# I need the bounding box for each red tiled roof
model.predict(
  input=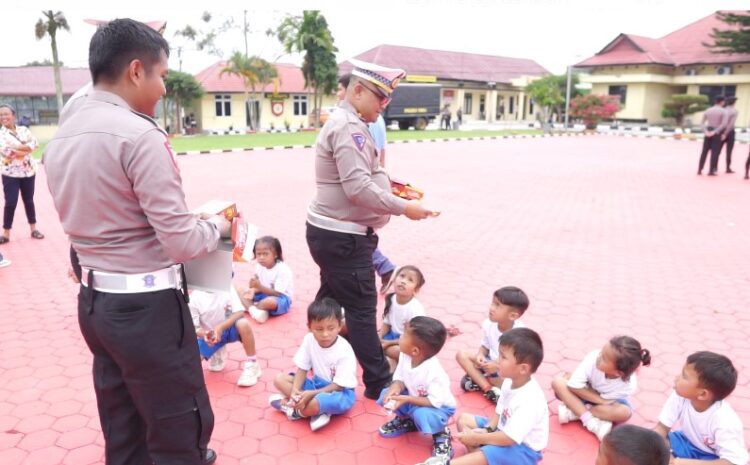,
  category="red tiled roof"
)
[195,62,310,93]
[0,67,90,96]
[577,10,750,67]
[339,44,549,84]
